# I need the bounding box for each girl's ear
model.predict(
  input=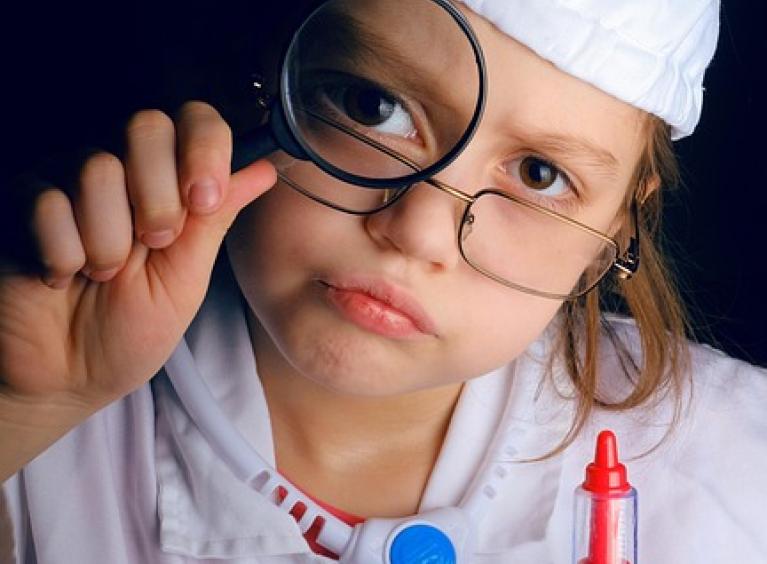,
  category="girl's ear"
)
[606,172,660,241]
[637,173,661,205]
[607,174,660,251]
